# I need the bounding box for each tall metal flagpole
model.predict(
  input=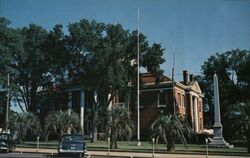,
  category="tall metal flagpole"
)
[137,7,141,146]
[5,74,10,133]
[172,47,176,116]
